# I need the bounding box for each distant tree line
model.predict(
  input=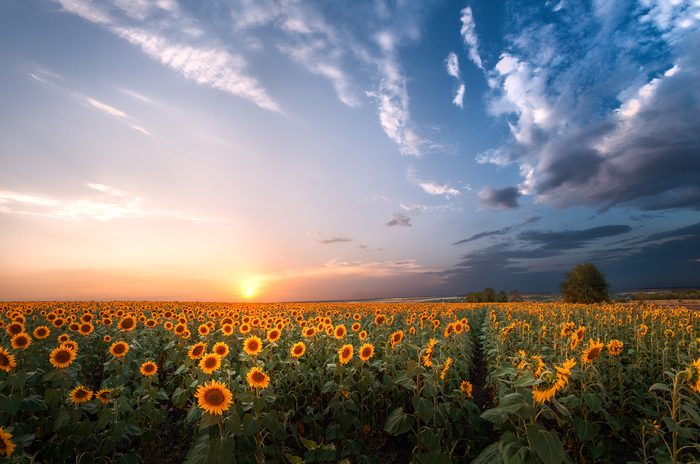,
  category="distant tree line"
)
[630,289,700,301]
[464,288,509,303]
